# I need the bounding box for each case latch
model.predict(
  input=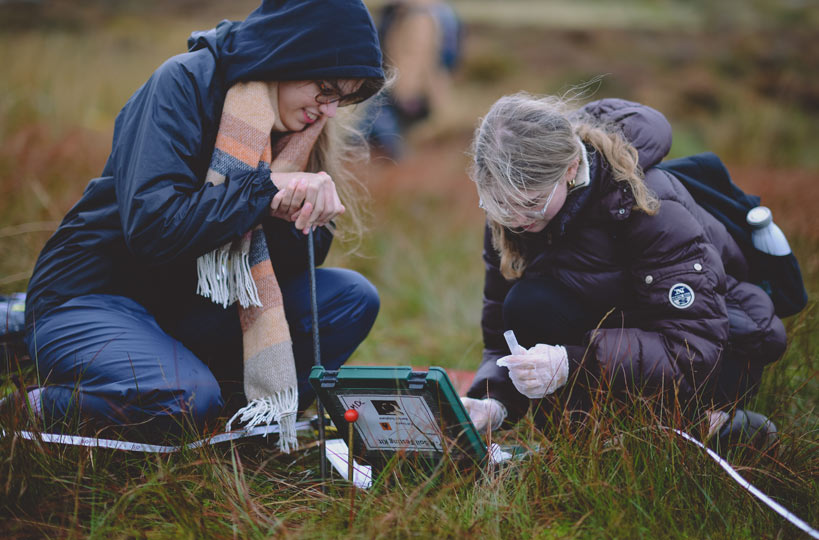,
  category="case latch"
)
[407,370,428,390]
[320,370,339,388]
